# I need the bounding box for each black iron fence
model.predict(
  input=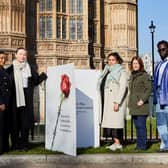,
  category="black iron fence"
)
[102,95,159,143]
